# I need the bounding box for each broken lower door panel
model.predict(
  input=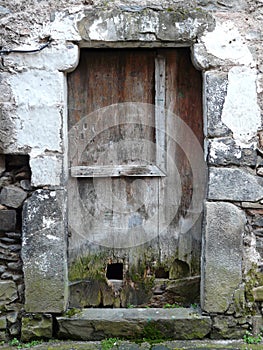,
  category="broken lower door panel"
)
[67,48,204,307]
